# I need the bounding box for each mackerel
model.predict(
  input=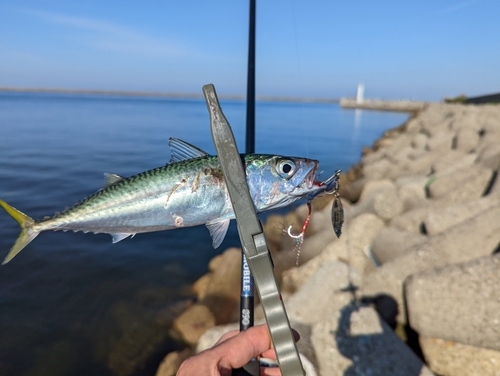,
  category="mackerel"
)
[0,138,325,264]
